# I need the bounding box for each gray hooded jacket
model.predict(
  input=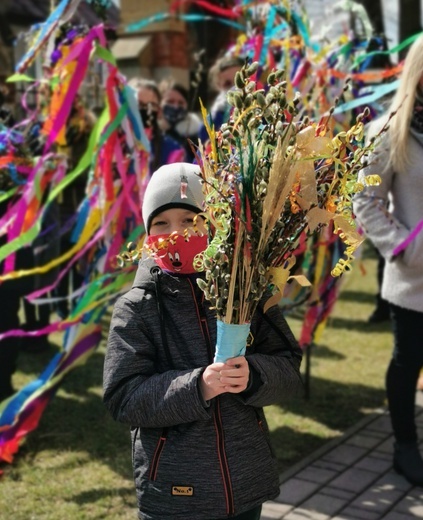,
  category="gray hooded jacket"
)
[103,259,303,520]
